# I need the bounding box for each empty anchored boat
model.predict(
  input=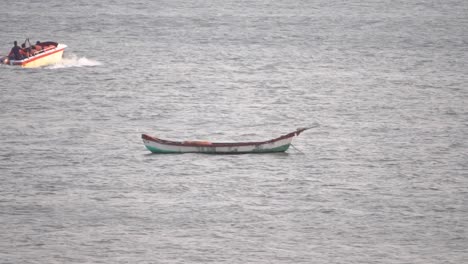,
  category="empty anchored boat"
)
[142,128,309,154]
